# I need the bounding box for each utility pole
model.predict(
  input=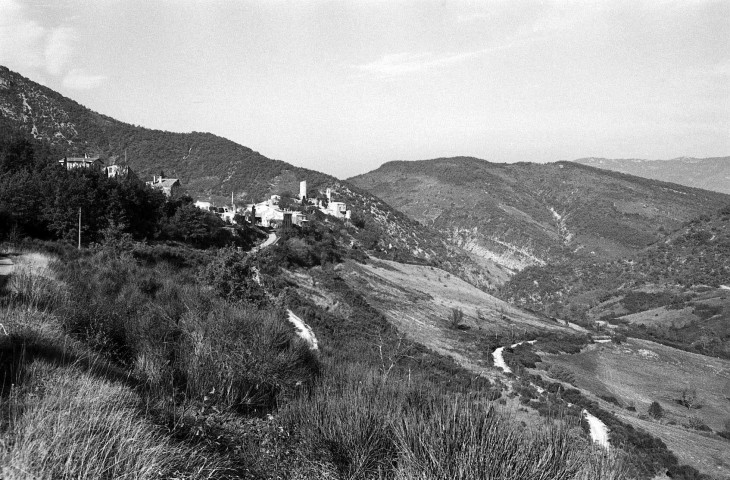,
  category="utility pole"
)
[78,207,81,250]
